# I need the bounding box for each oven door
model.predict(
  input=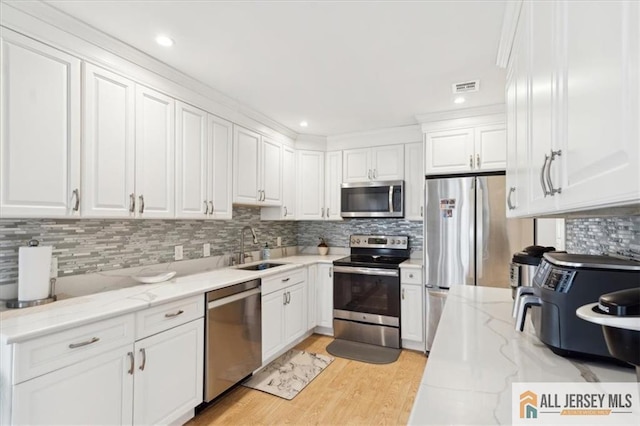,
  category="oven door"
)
[333,266,400,327]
